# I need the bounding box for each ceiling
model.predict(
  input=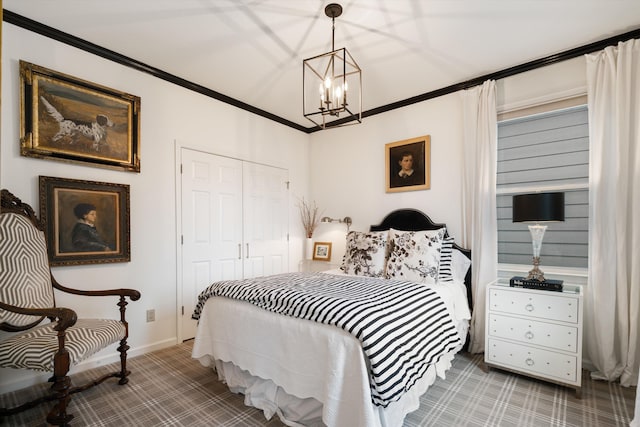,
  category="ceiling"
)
[5,1,640,130]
